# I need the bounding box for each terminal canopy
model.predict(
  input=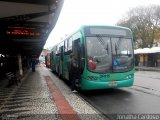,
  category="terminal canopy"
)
[134,47,160,54]
[0,0,64,57]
